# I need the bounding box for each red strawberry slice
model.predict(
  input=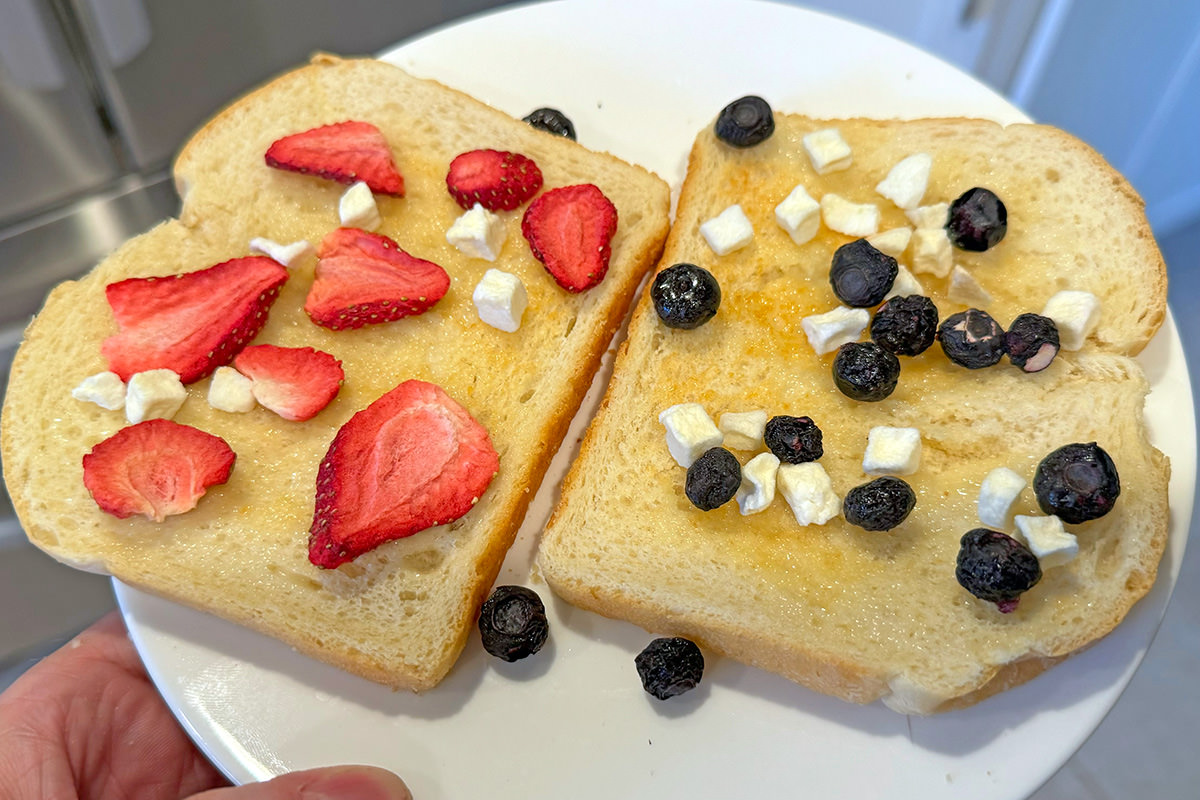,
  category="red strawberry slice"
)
[101,256,289,383]
[446,149,543,211]
[233,344,344,421]
[308,379,499,569]
[521,183,618,292]
[265,120,404,196]
[82,419,236,522]
[305,228,450,330]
